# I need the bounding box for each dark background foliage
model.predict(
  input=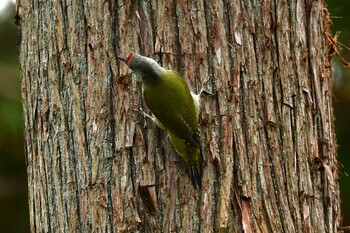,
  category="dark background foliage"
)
[0,1,348,231]
[0,3,28,233]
